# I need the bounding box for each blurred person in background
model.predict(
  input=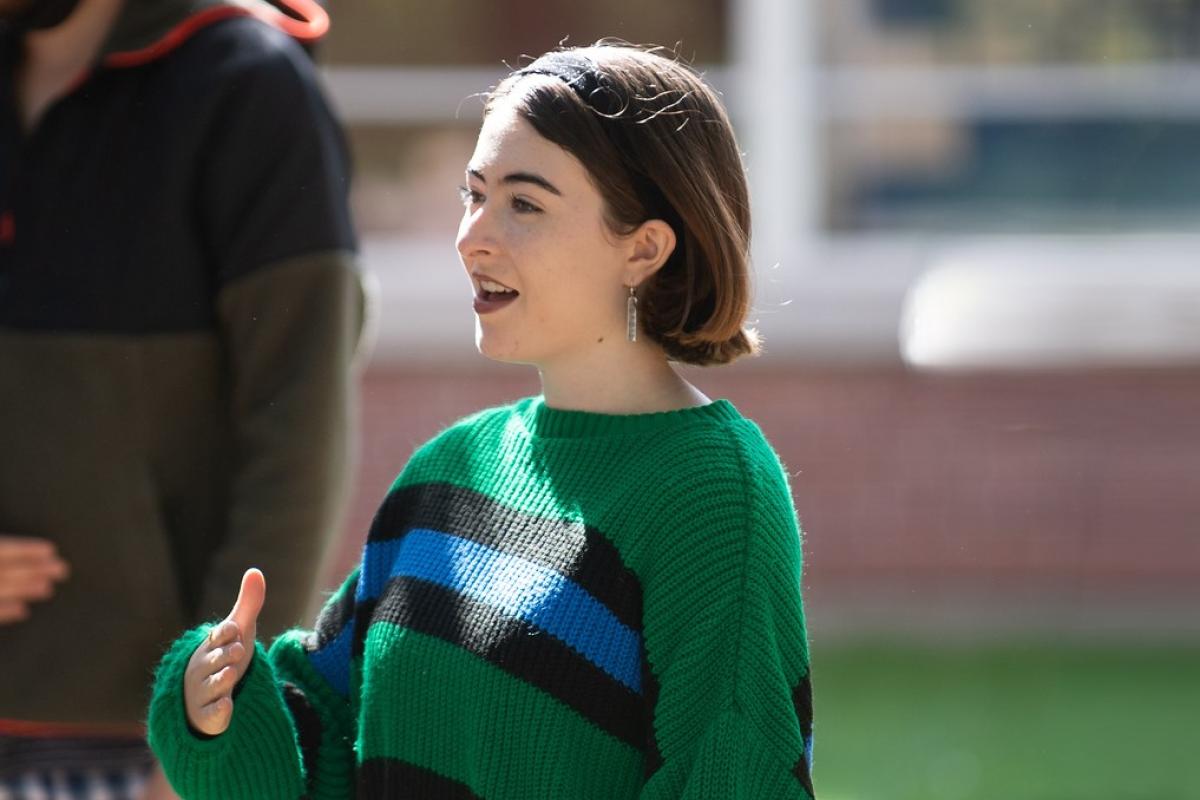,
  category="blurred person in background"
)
[146,43,815,800]
[0,0,363,797]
